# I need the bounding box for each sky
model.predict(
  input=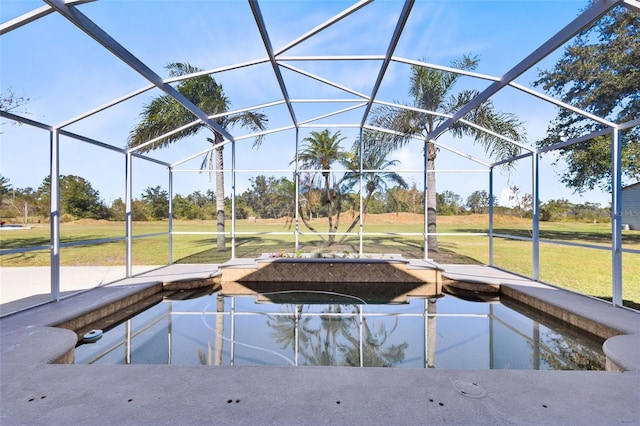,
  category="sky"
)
[0,0,622,209]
